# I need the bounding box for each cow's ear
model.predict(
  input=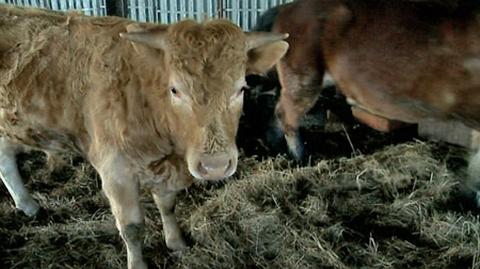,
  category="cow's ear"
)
[120,23,169,51]
[246,32,289,75]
